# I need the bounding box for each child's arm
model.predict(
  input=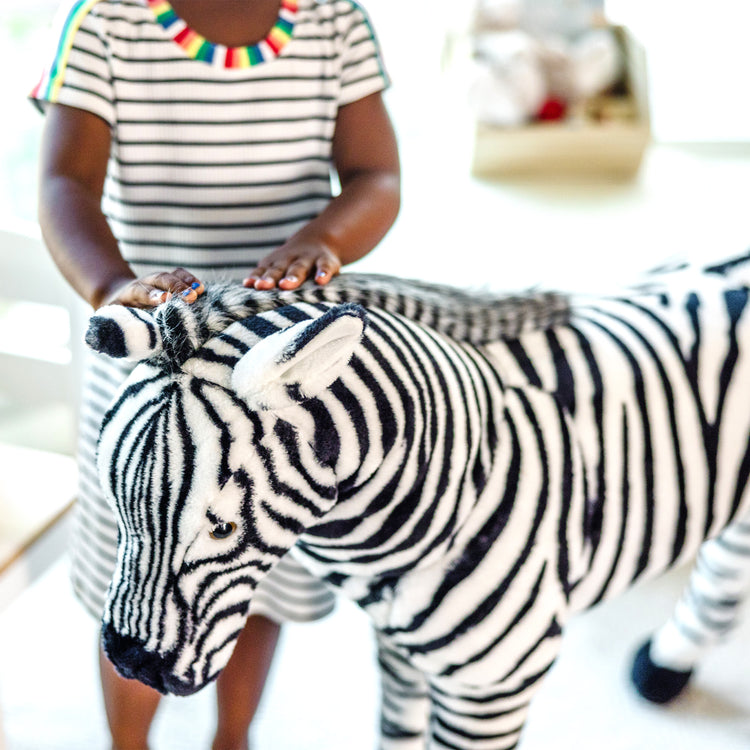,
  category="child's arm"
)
[38,104,202,309]
[244,91,400,290]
